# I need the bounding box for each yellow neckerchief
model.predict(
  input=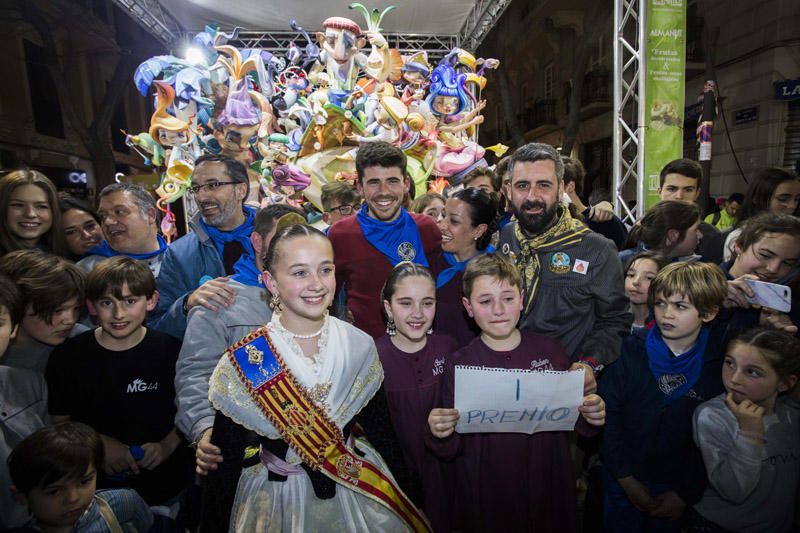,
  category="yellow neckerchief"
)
[514,204,589,315]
